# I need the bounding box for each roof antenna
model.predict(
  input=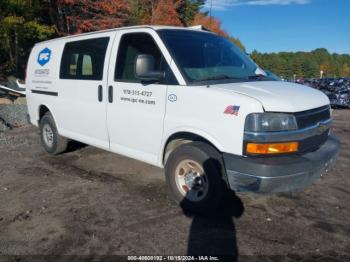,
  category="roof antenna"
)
[209,0,213,30]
